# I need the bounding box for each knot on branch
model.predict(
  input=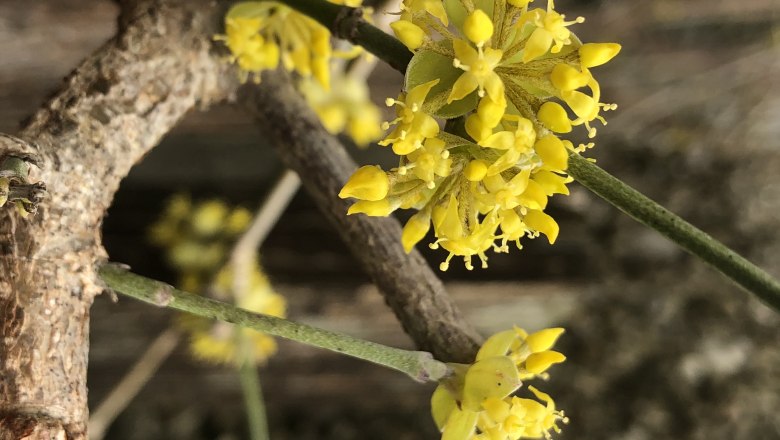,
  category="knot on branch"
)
[332,6,365,42]
[0,135,47,217]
